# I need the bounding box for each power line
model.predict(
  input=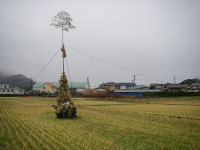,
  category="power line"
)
[33,49,60,81]
[87,76,90,89]
[133,74,136,84]
[52,54,61,82]
[174,75,176,84]
[25,49,61,146]
[66,44,163,83]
